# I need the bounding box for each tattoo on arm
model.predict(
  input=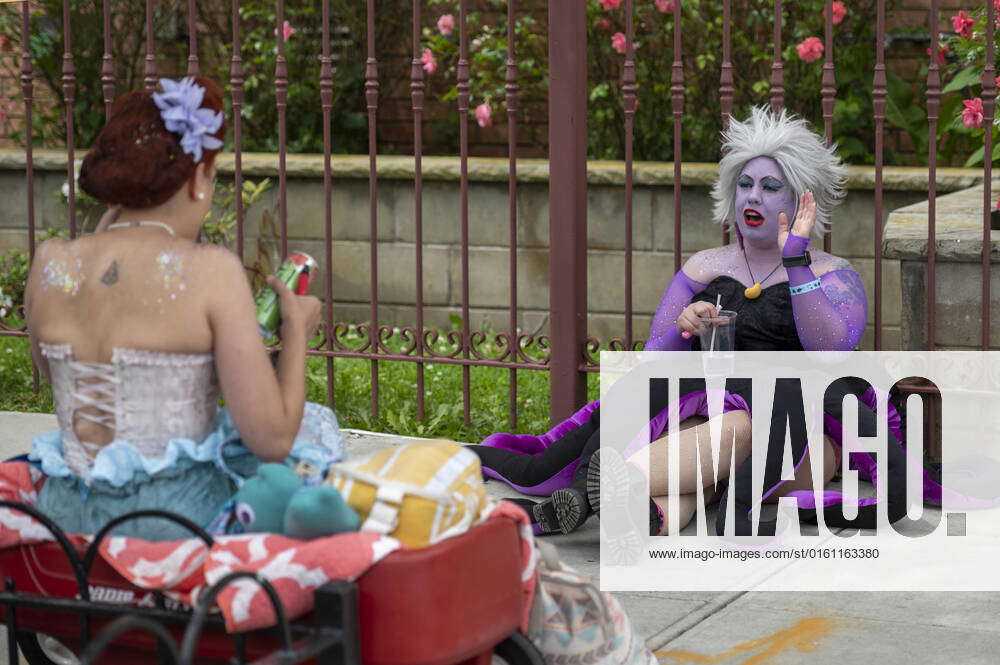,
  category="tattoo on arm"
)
[100,260,119,286]
[822,270,866,311]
